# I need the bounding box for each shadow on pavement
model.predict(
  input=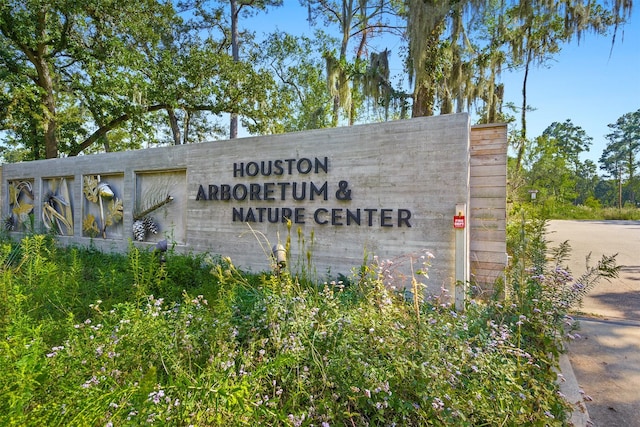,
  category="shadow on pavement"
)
[568,318,640,427]
[587,289,640,321]
[620,265,640,282]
